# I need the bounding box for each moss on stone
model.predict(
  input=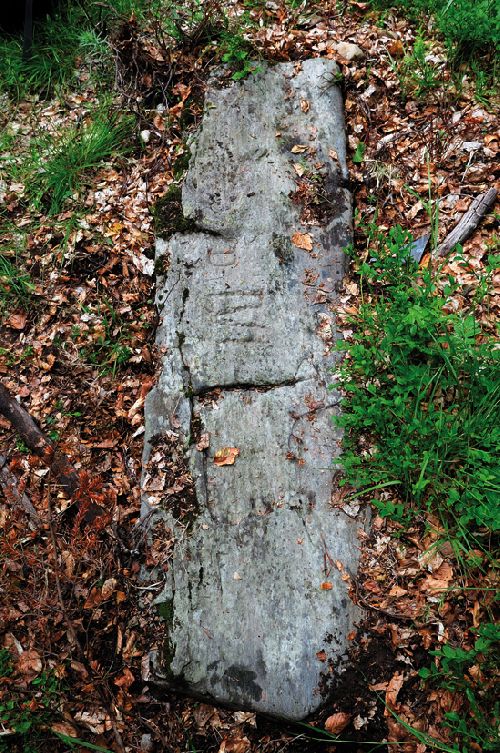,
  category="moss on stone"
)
[152,183,196,237]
